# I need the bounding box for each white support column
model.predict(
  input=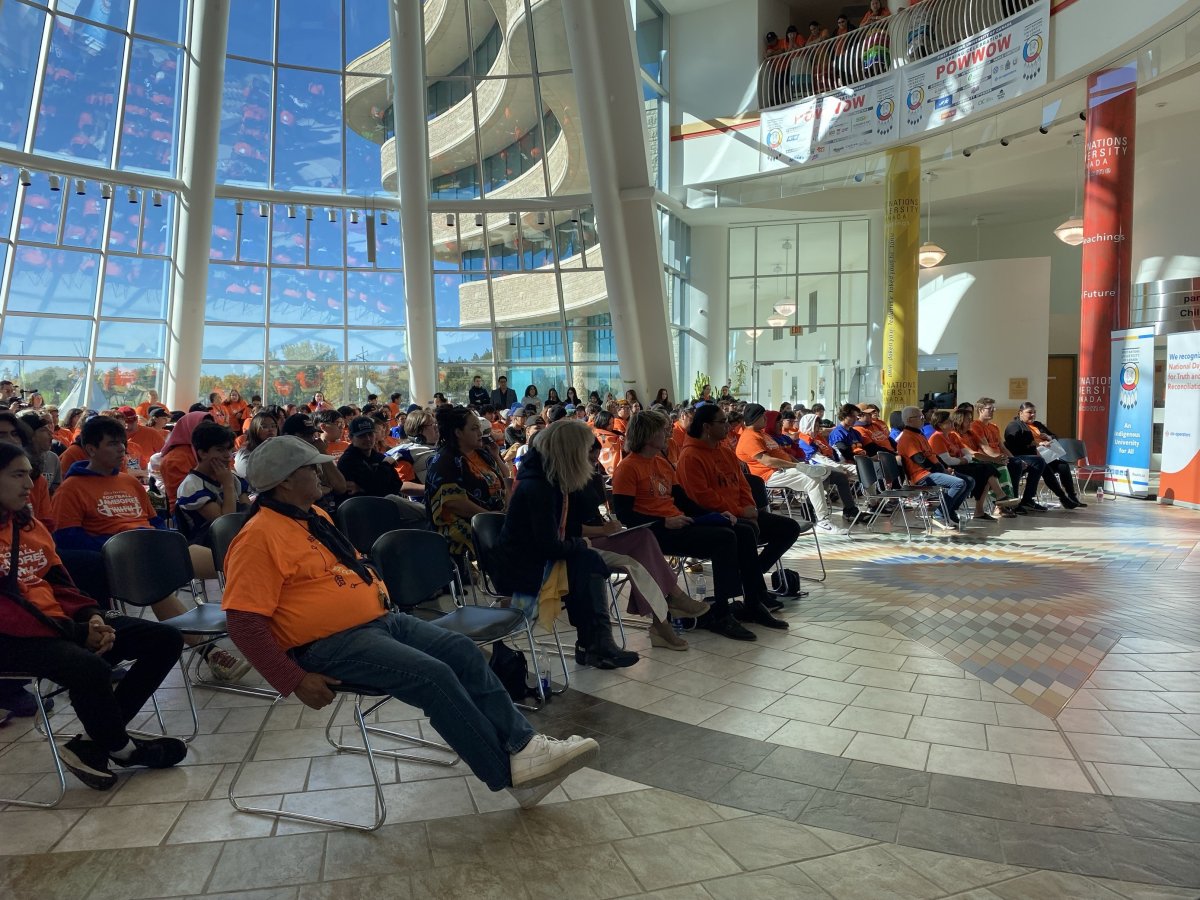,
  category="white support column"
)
[388,0,437,405]
[164,0,229,409]
[560,0,673,398]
